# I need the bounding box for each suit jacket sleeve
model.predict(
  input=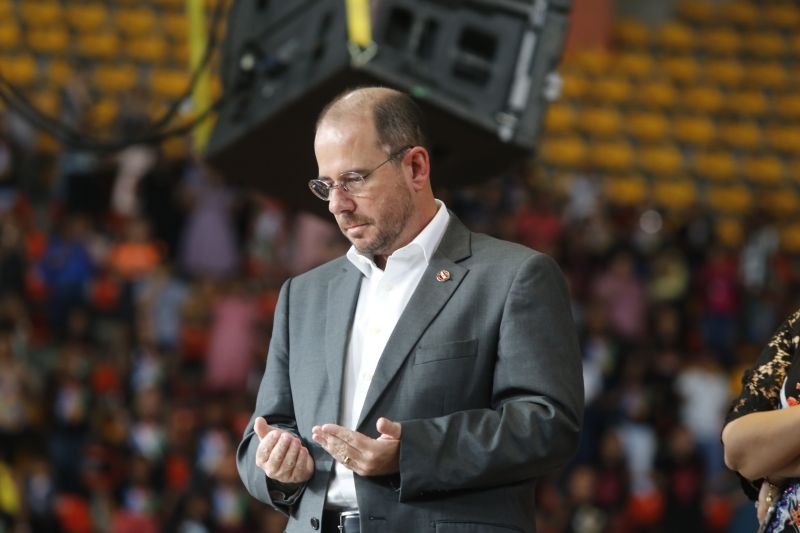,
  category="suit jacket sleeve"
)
[397,252,583,500]
[236,278,306,512]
